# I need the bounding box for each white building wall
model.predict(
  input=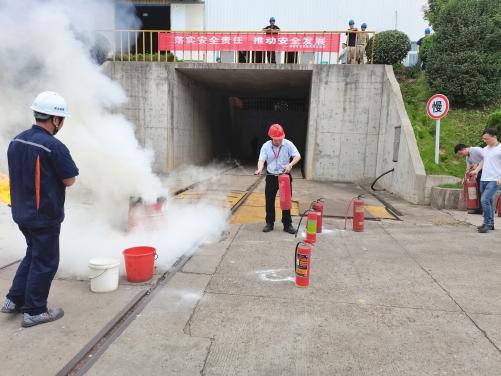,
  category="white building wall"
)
[197,0,429,41]
[171,3,204,31]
